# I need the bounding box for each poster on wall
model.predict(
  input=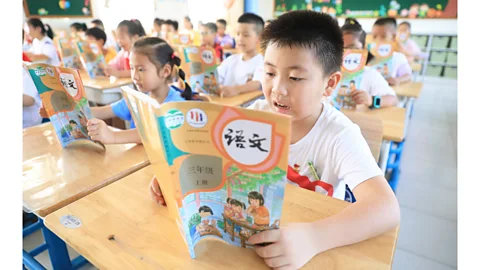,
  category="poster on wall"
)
[273,0,457,19]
